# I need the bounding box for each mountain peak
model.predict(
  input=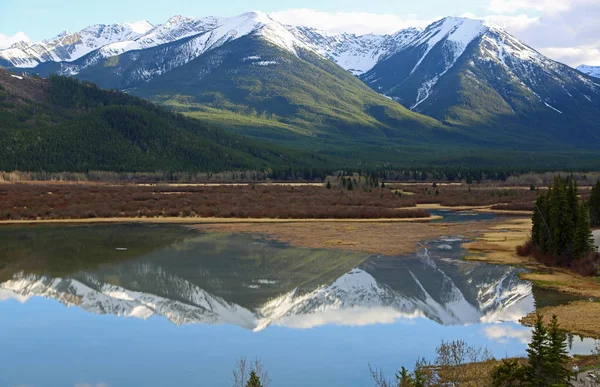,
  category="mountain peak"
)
[46,30,71,42]
[241,10,271,21]
[166,15,192,24]
[124,20,154,34]
[577,64,600,78]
